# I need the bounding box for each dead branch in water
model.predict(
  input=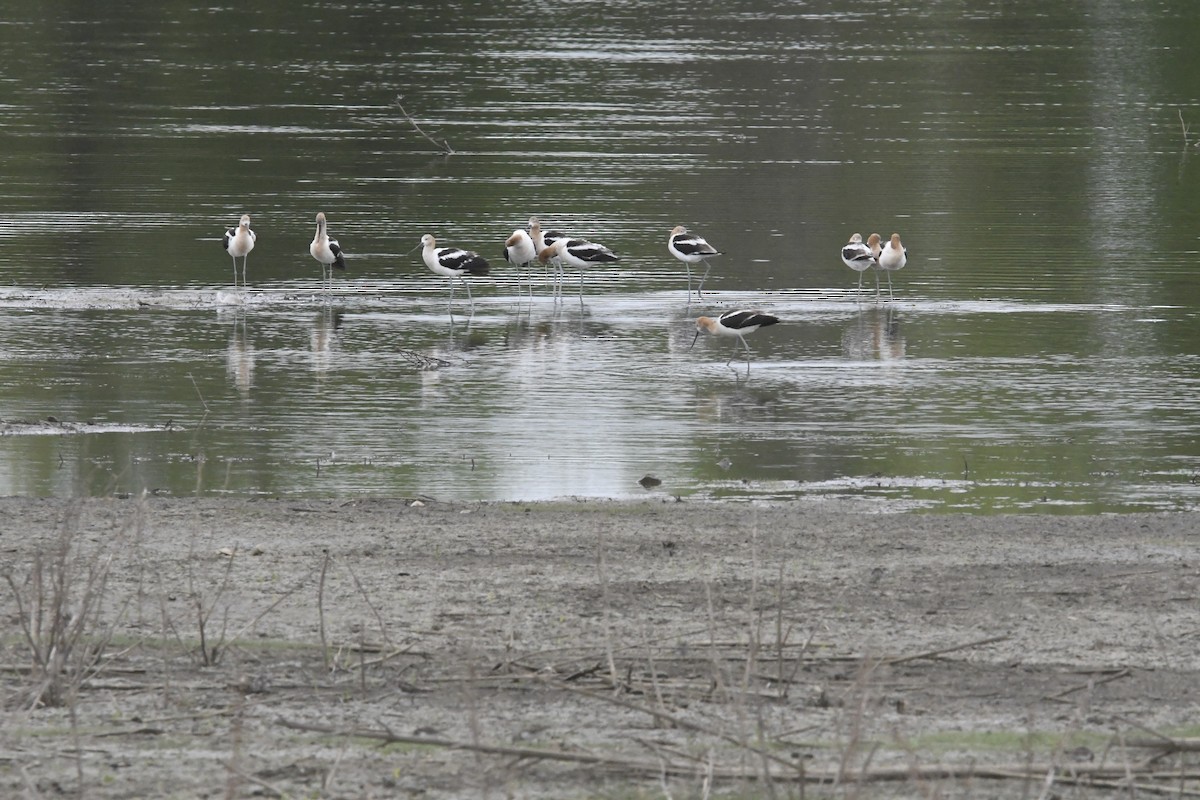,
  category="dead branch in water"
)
[395,95,455,155]
[1179,109,1200,148]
